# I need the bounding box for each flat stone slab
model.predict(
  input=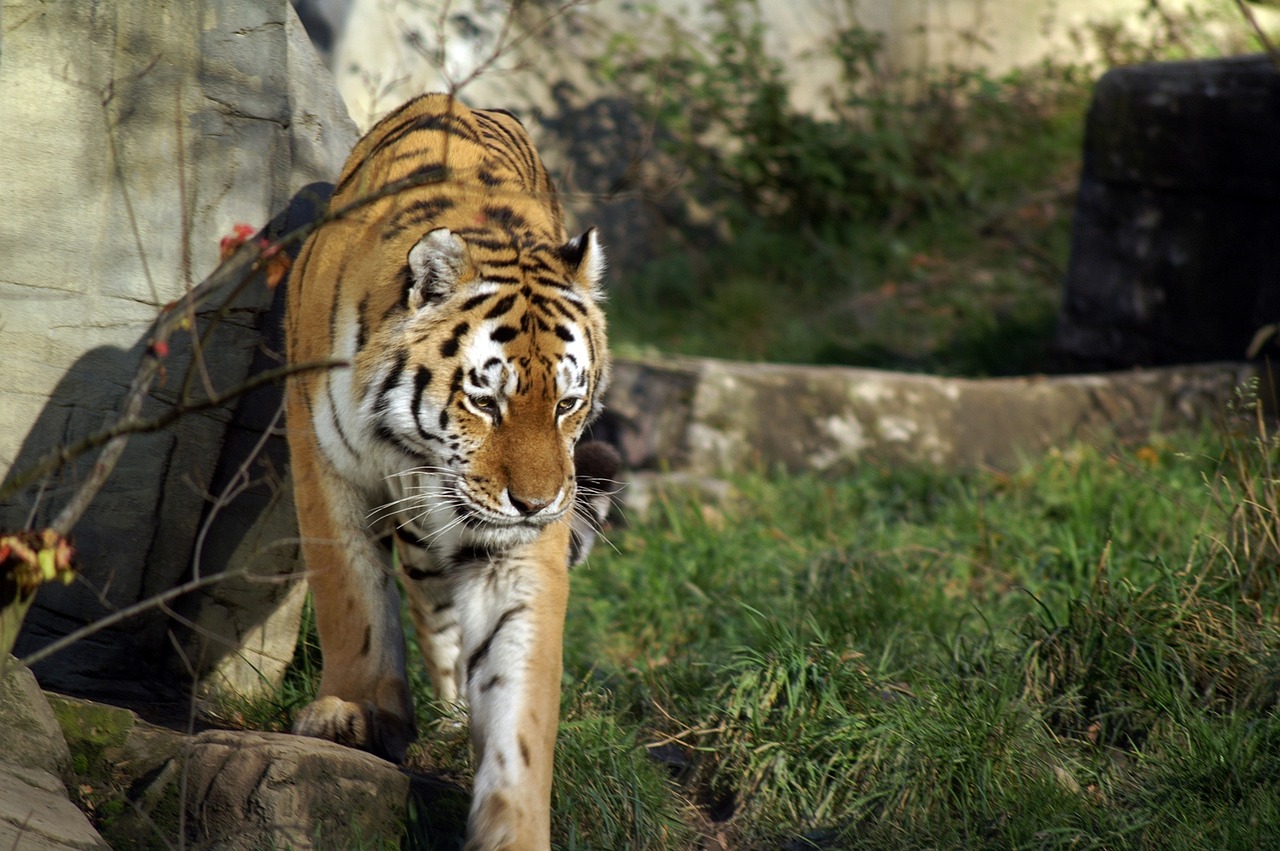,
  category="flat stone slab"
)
[602,356,1254,475]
